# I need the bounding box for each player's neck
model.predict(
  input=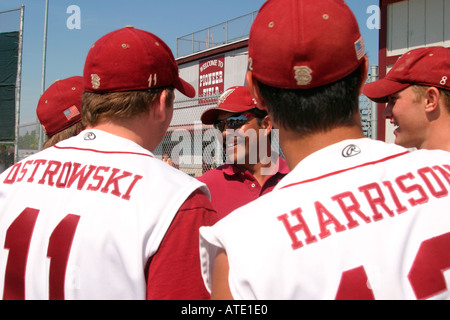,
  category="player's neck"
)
[279,124,366,170]
[87,115,162,152]
[419,118,450,152]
